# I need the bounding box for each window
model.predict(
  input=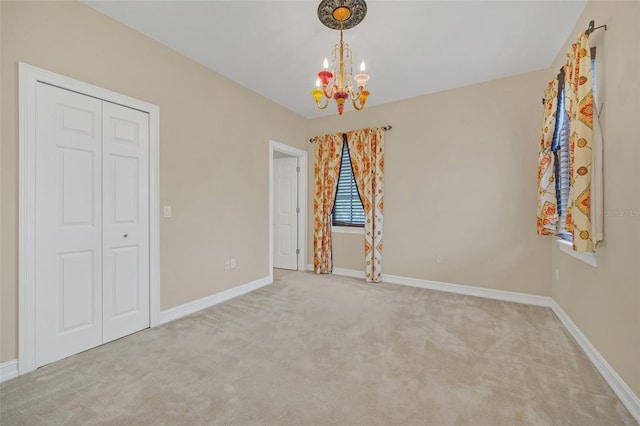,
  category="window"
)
[332,140,365,227]
[552,51,597,242]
